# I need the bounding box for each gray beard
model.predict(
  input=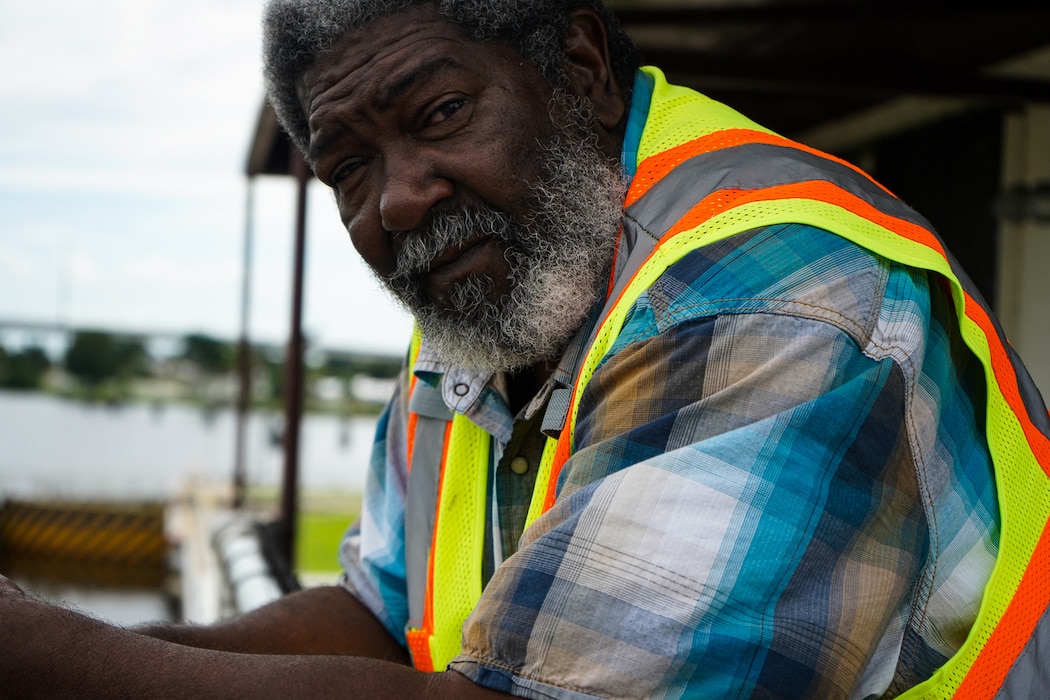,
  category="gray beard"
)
[379,94,627,375]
